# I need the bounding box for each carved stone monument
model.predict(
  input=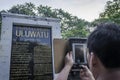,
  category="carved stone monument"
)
[0,13,61,80]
